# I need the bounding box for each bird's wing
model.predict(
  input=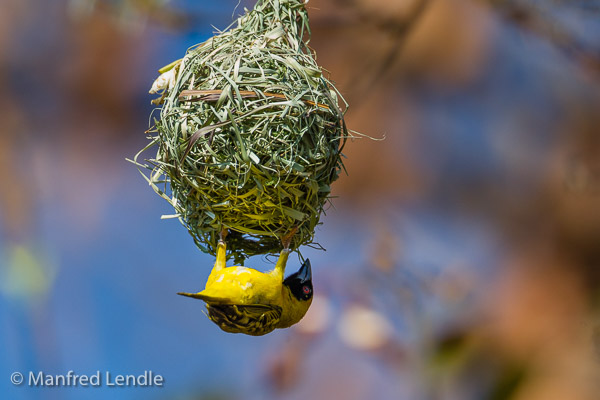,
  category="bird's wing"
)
[207,303,283,336]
